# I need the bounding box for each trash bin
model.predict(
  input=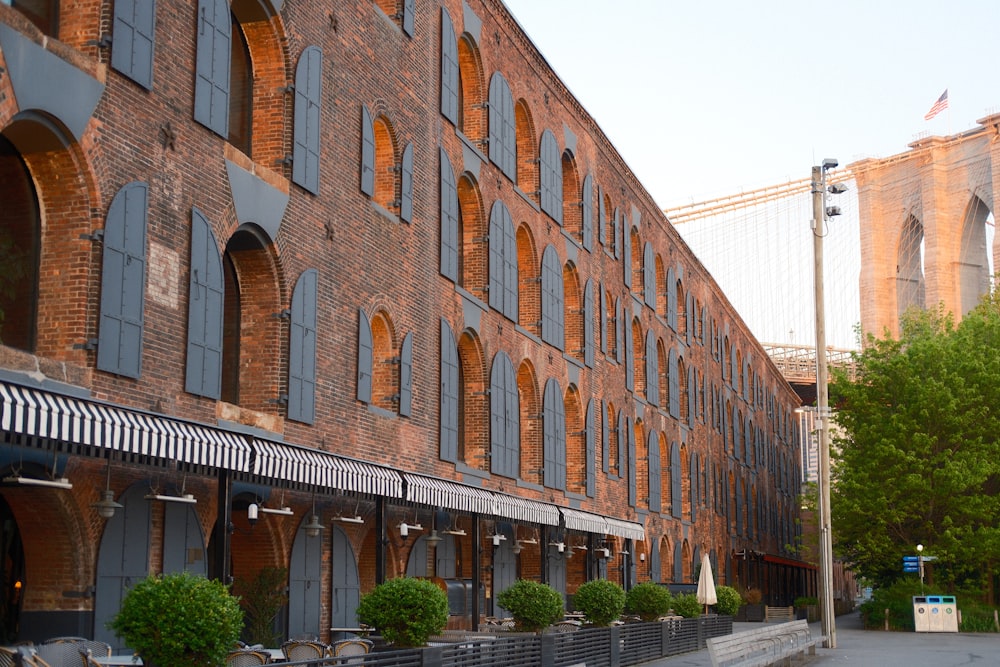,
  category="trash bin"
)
[912,596,930,632]
[913,596,958,632]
